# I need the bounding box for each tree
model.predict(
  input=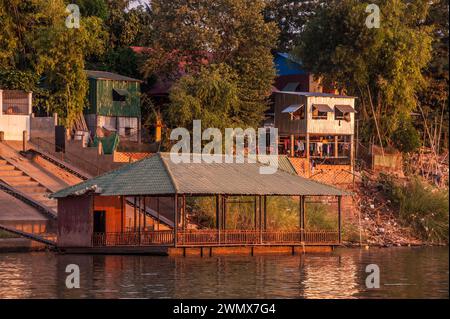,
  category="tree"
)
[295,0,433,148]
[167,64,240,131]
[144,0,278,129]
[418,0,449,153]
[0,0,106,126]
[264,0,323,51]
